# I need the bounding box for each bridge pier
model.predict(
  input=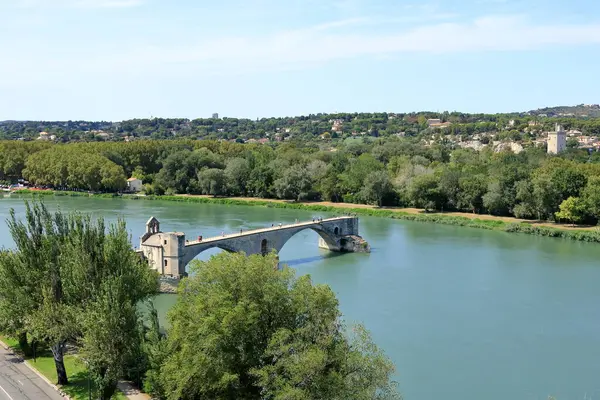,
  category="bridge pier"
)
[139,216,370,278]
[318,235,371,253]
